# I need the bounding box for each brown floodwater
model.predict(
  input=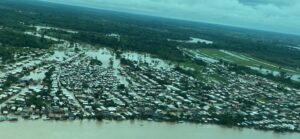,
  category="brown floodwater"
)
[0,120,299,139]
